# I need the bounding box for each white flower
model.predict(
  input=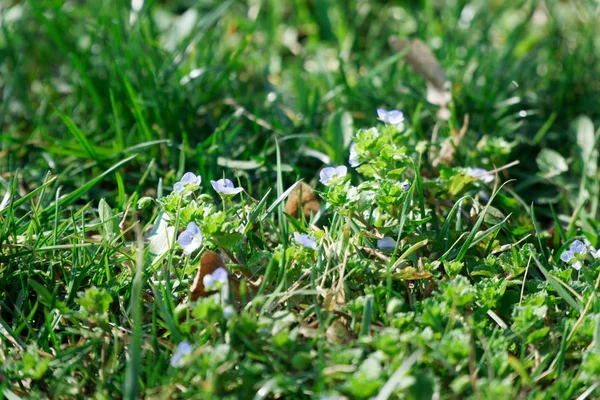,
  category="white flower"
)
[401,182,411,192]
[349,142,360,167]
[173,172,202,194]
[177,222,203,254]
[210,179,243,195]
[203,267,229,289]
[294,232,317,250]
[170,341,193,367]
[319,166,347,186]
[466,168,494,184]
[377,108,404,127]
[377,237,396,251]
